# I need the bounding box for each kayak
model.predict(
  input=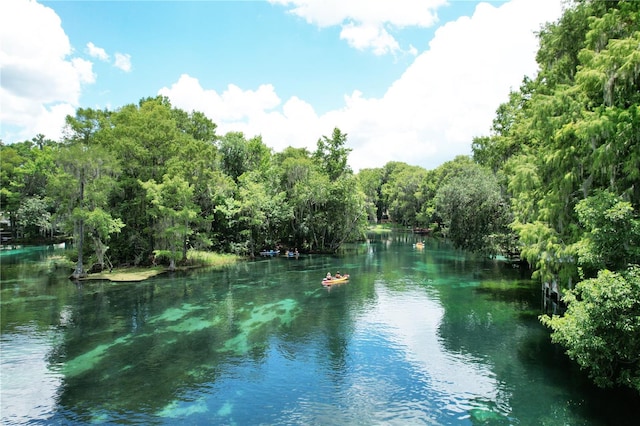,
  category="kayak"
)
[322,274,350,285]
